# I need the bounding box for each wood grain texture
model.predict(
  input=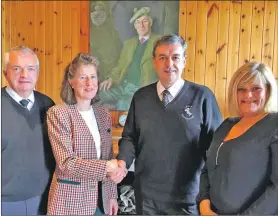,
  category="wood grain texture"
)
[1,0,278,122]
